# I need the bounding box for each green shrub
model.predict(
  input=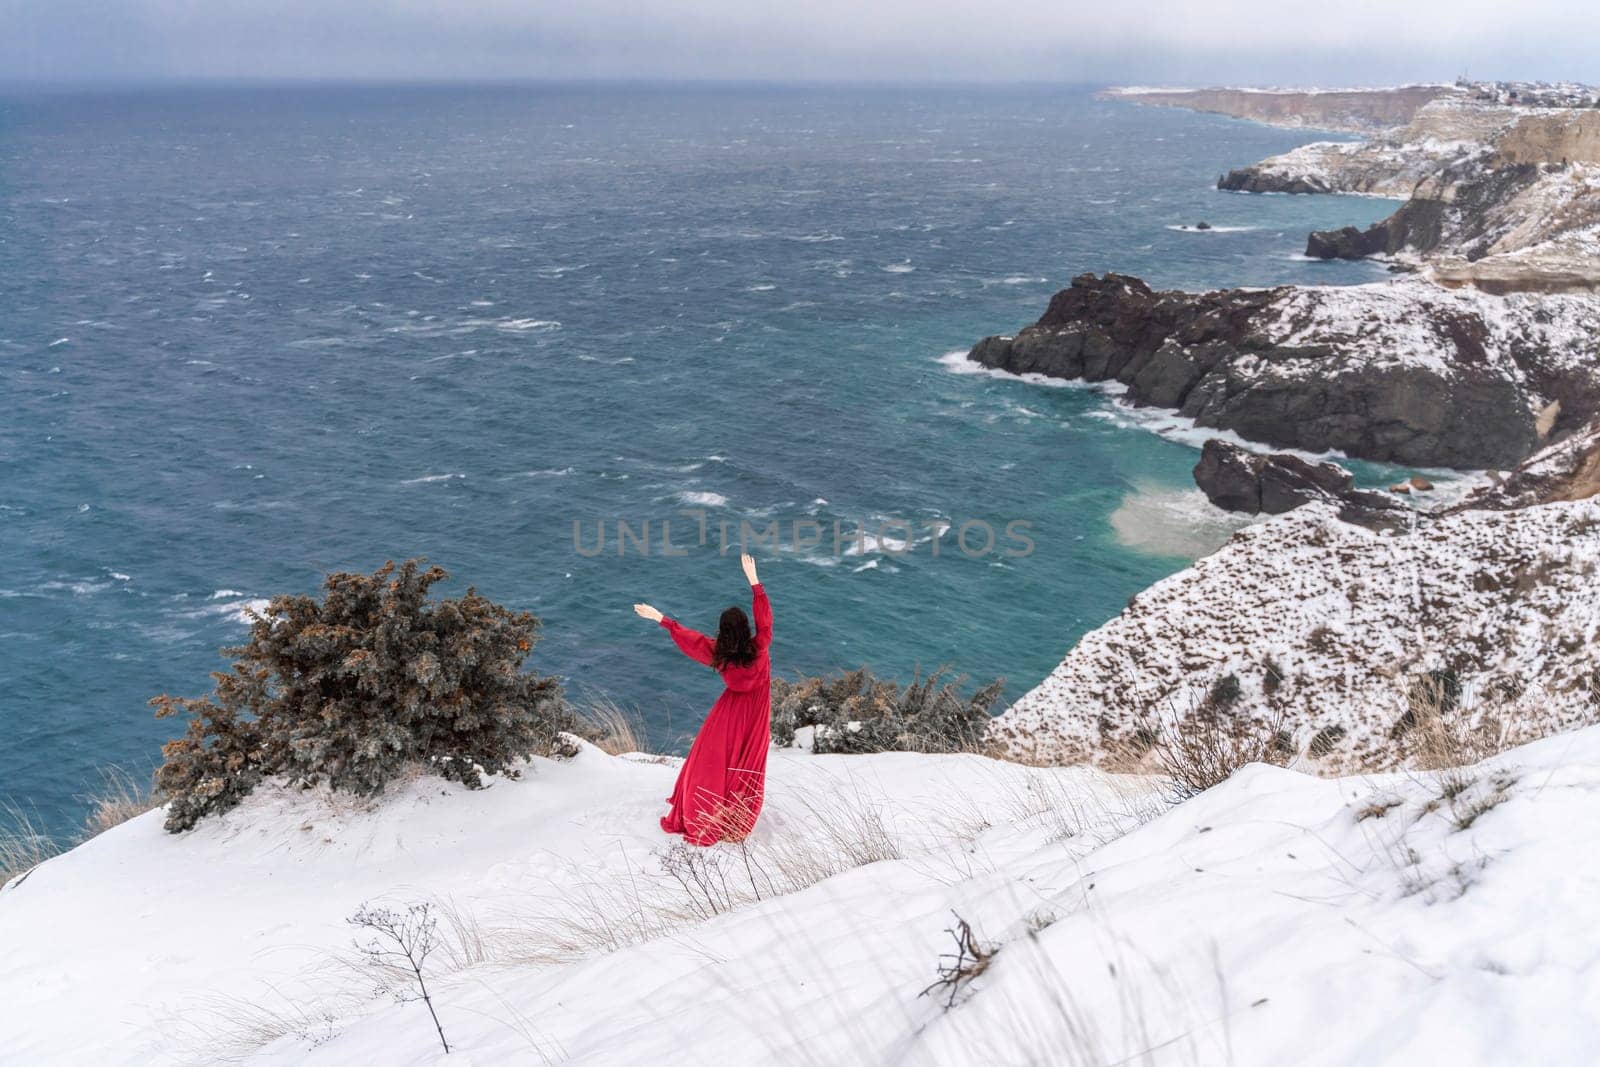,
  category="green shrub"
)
[151,559,568,833]
[771,667,1003,755]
